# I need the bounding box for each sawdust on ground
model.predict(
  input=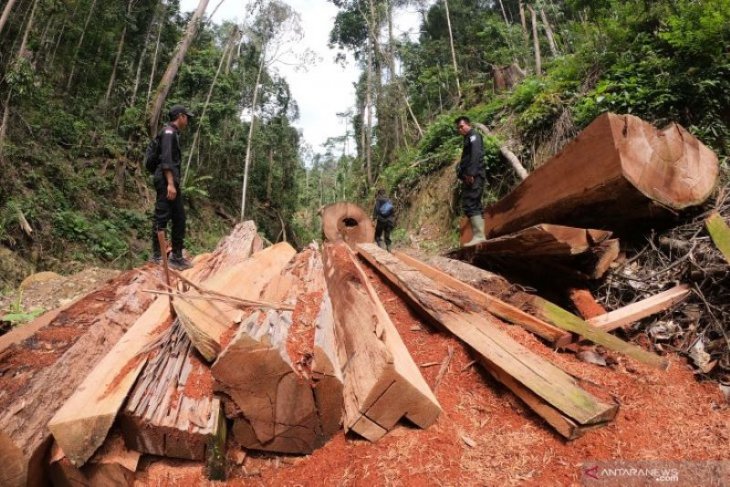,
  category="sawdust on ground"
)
[131,258,729,486]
